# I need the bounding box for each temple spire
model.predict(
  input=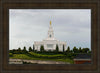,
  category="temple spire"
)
[48,21,54,38]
